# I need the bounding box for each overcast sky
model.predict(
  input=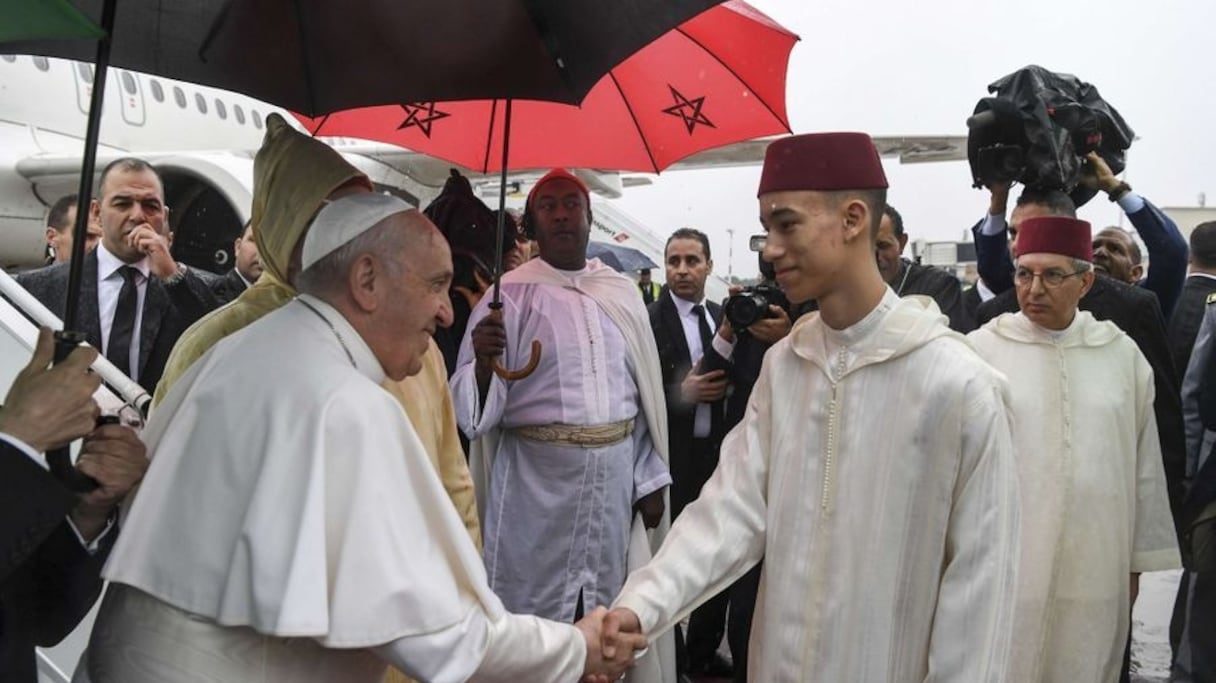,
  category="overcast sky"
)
[614,0,1215,278]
